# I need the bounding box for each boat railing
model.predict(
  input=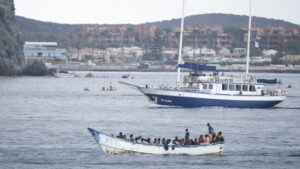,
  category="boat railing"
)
[262,89,287,96]
[183,75,243,84]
